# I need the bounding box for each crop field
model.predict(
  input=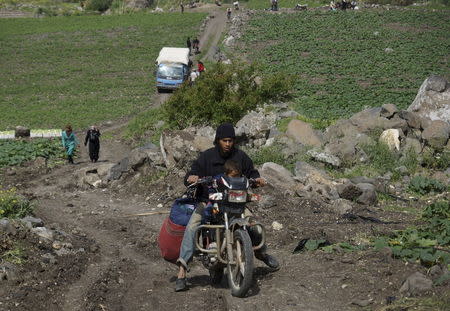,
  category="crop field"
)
[0,12,206,130]
[240,9,450,125]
